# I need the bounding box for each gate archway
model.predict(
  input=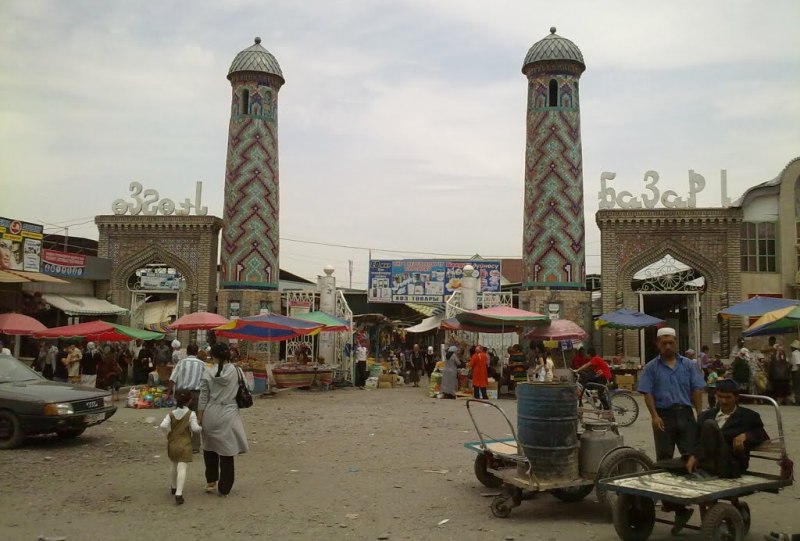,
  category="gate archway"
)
[597,208,742,360]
